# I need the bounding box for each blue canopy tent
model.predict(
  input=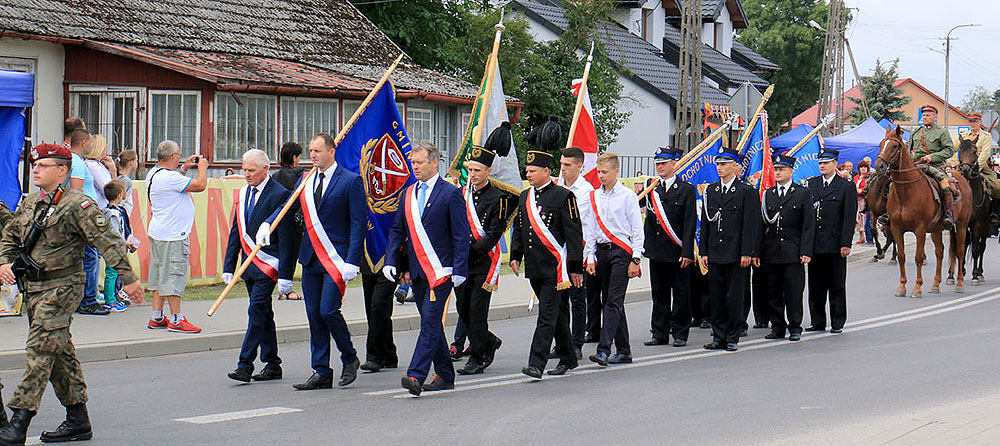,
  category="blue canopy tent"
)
[822,117,888,167]
[771,124,815,152]
[877,118,910,141]
[0,69,33,210]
